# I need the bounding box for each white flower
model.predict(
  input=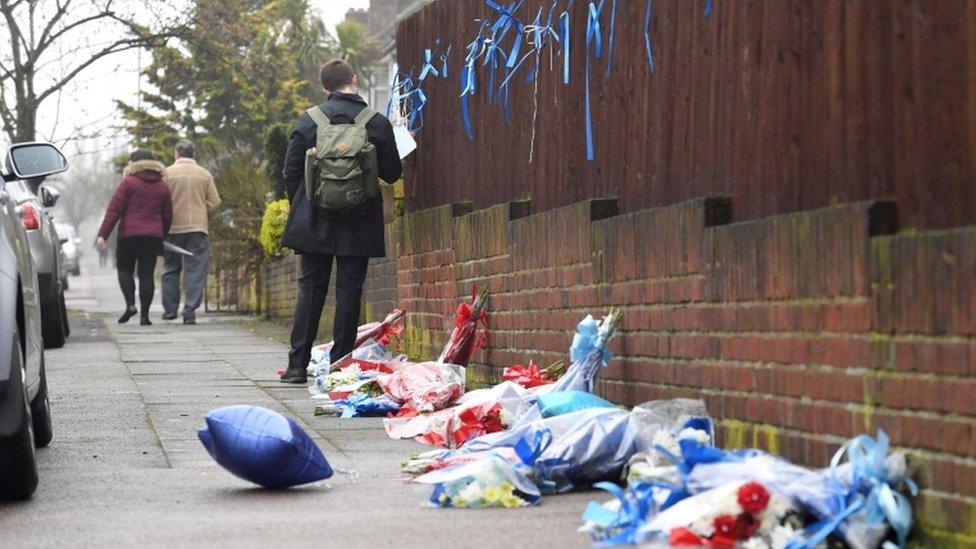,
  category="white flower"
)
[741,538,770,549]
[689,516,716,537]
[760,493,794,531]
[769,524,797,549]
[458,480,483,503]
[499,409,513,426]
[676,427,711,445]
[652,429,681,458]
